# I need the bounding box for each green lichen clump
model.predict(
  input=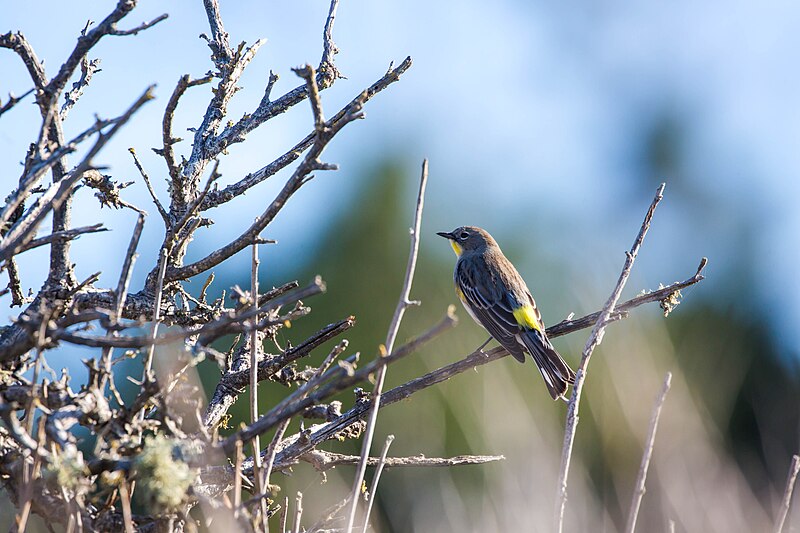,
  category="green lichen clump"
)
[132,435,195,511]
[660,289,683,317]
[44,450,90,496]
